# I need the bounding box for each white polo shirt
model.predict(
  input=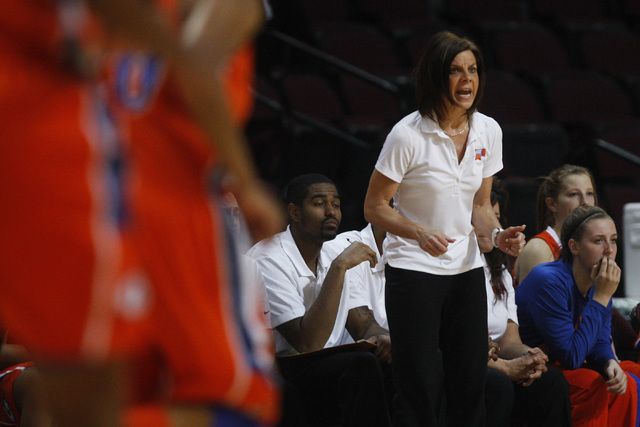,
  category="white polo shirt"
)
[247,226,369,356]
[323,224,388,334]
[484,254,518,341]
[375,111,503,275]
